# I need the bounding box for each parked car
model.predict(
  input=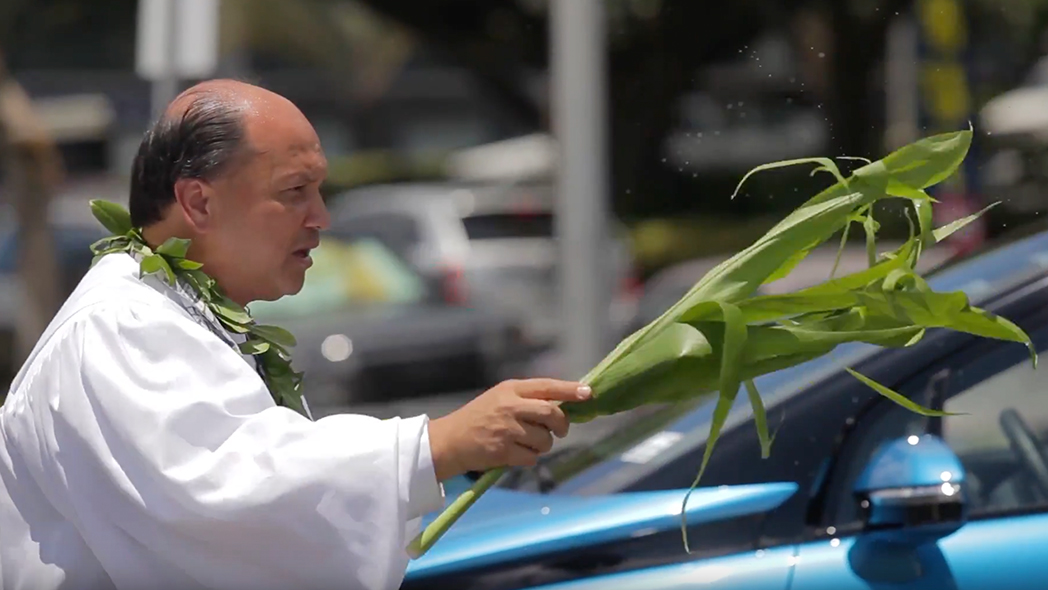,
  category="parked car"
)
[402,226,1048,590]
[248,235,529,406]
[325,180,642,352]
[0,194,113,385]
